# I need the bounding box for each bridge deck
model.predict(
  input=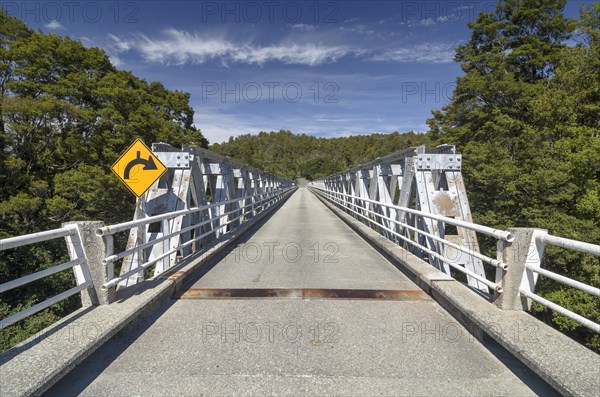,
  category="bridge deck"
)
[46,189,554,396]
